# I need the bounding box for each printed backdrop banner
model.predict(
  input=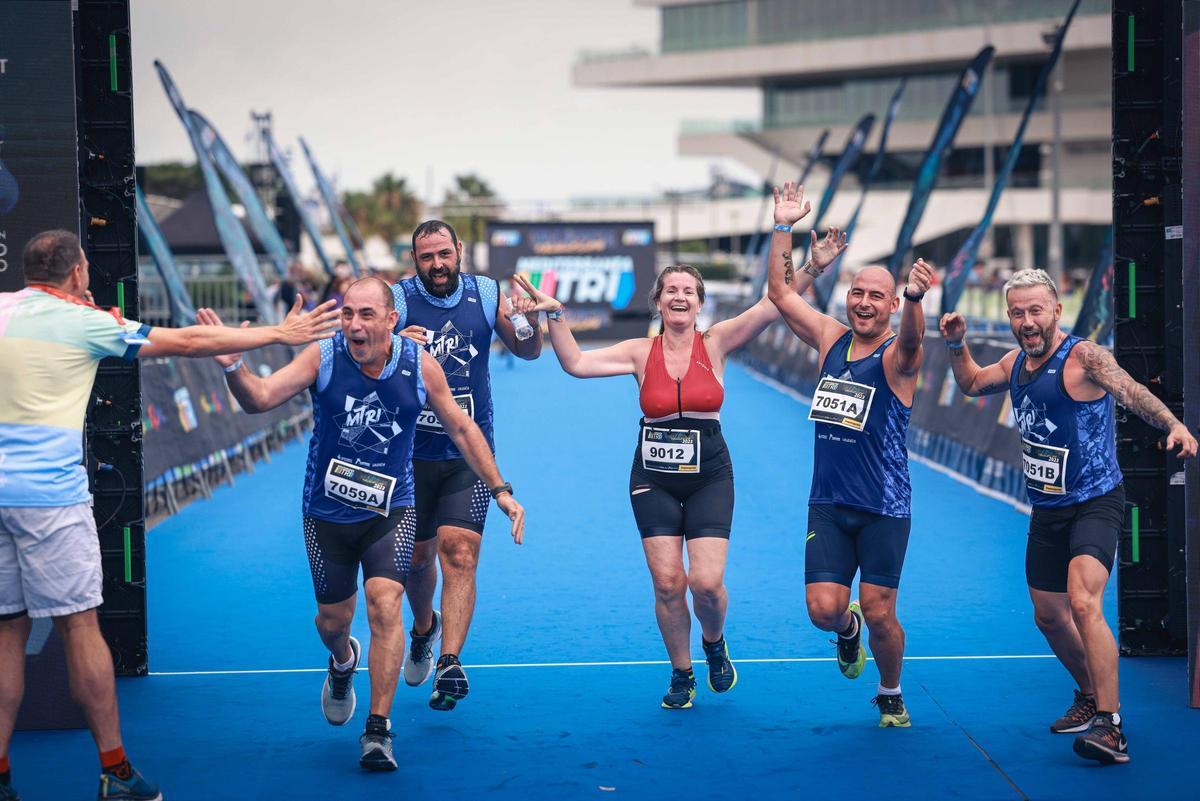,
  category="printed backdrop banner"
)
[487,220,655,339]
[0,0,79,292]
